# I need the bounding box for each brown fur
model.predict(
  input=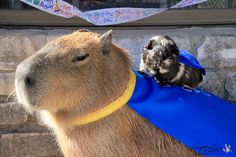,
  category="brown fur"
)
[15,30,200,157]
